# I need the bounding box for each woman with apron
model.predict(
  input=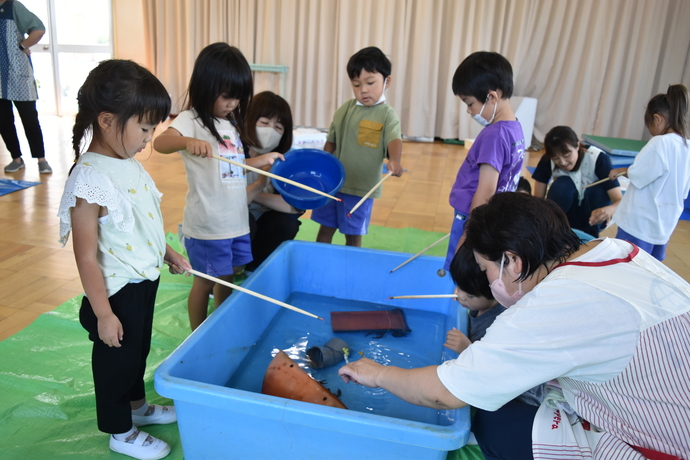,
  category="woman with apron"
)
[339,192,690,460]
[0,0,51,174]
